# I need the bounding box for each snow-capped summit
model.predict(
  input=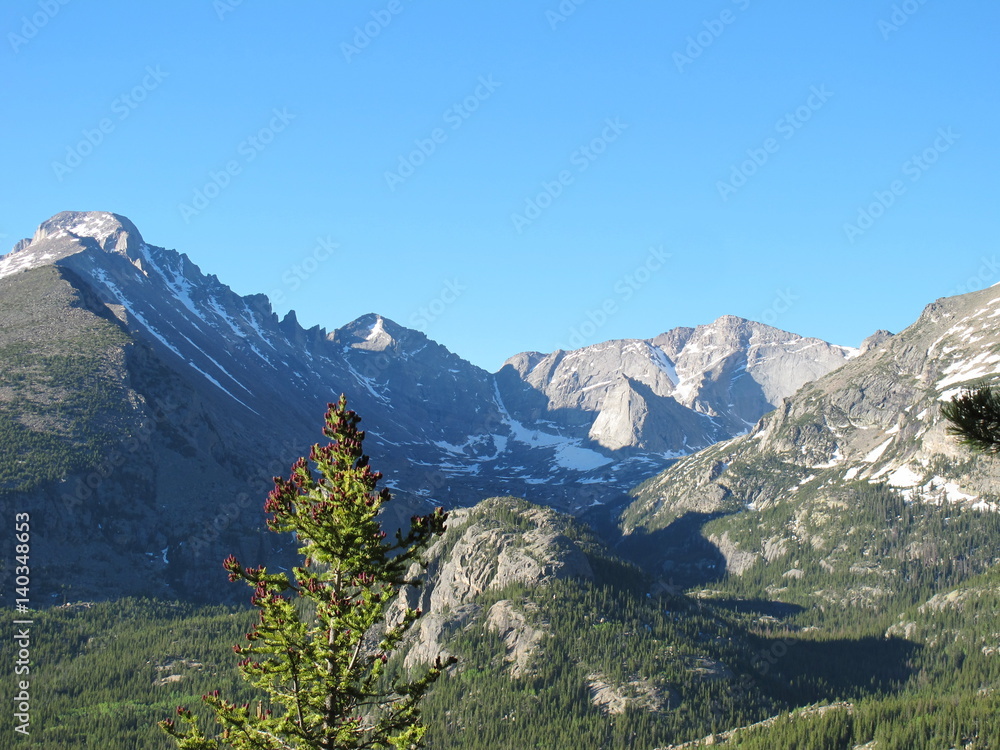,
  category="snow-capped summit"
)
[1,211,146,279]
[332,313,416,354]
